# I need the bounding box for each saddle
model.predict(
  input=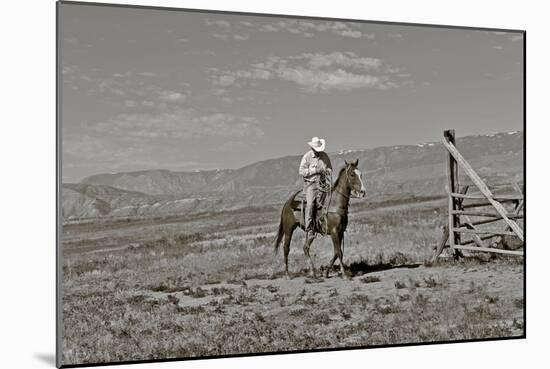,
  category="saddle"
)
[296,190,330,235]
[297,198,327,233]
